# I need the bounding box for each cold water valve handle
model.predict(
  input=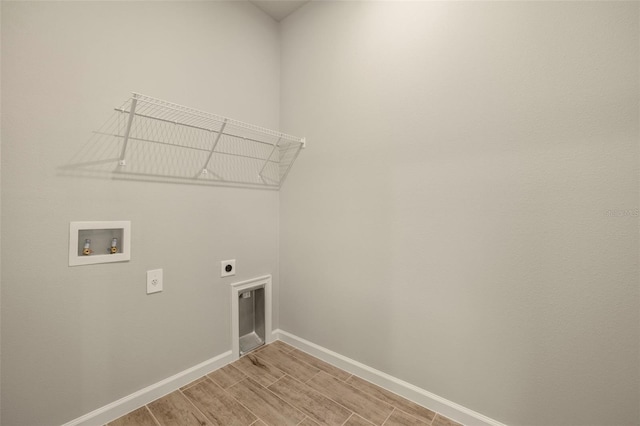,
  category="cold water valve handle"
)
[110,238,118,254]
[83,239,92,256]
